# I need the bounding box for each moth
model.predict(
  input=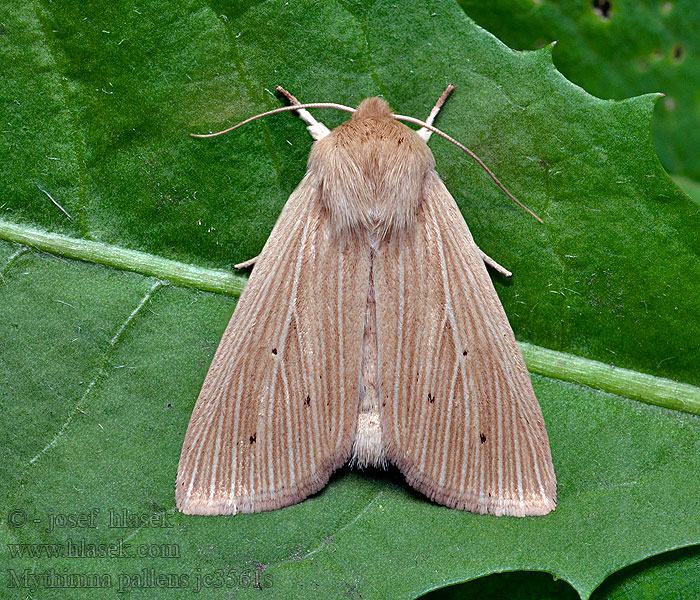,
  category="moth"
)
[177,86,556,517]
